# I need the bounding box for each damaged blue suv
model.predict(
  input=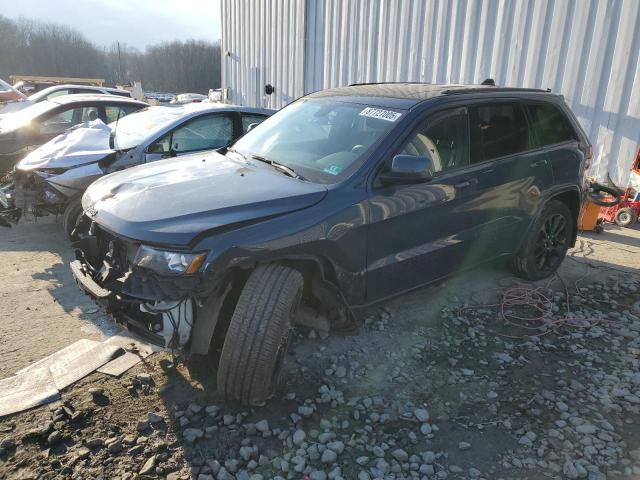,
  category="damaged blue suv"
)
[71,83,590,405]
